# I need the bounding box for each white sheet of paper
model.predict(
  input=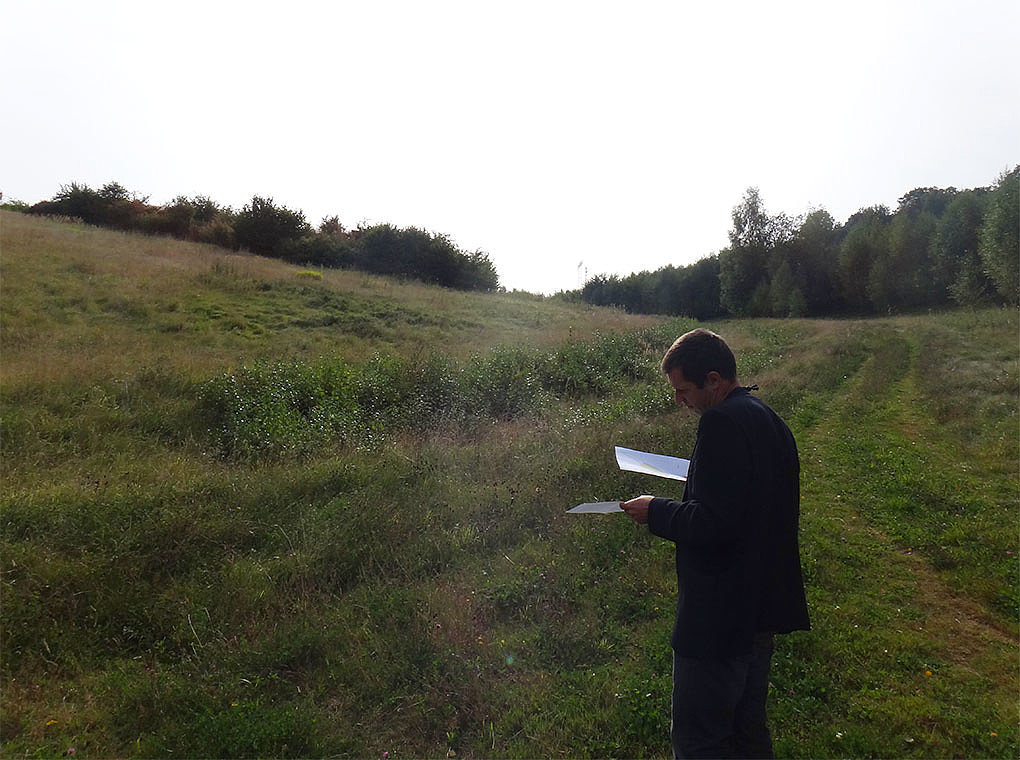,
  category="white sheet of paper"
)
[615,446,689,481]
[567,501,624,514]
